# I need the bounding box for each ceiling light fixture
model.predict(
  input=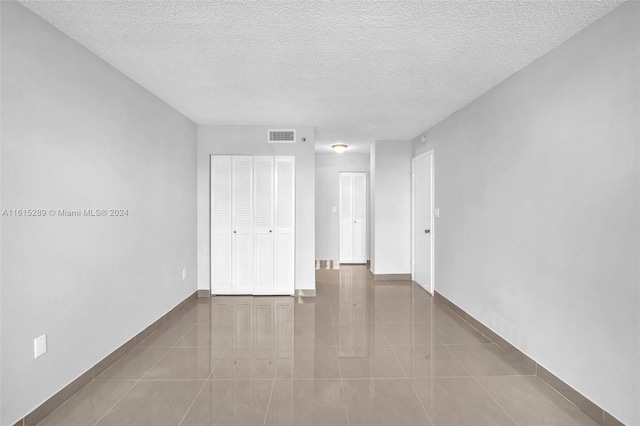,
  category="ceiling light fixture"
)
[331,143,348,153]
